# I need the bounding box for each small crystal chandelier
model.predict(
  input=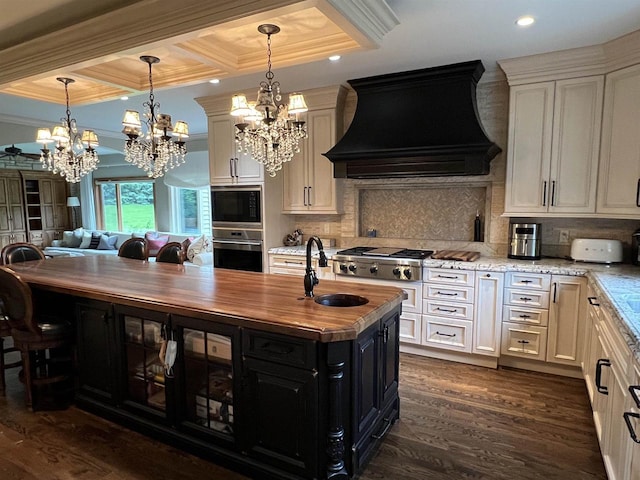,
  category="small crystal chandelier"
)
[122,56,189,179]
[230,24,308,177]
[36,77,99,183]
